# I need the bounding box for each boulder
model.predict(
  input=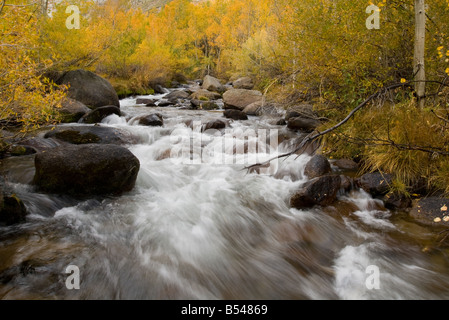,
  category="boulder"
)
[153,84,169,94]
[232,76,254,90]
[383,192,413,211]
[138,114,164,127]
[18,137,61,153]
[81,105,121,124]
[340,175,353,192]
[55,69,120,109]
[334,159,359,171]
[59,98,91,123]
[409,197,449,227]
[136,98,155,106]
[243,101,264,116]
[276,119,287,126]
[285,104,317,121]
[287,117,321,132]
[199,101,219,110]
[290,175,342,209]
[44,126,138,145]
[356,172,393,197]
[223,89,263,111]
[304,154,332,179]
[202,75,225,93]
[203,120,227,132]
[33,144,140,197]
[0,194,28,225]
[224,109,248,121]
[165,90,190,102]
[189,89,222,101]
[9,145,36,157]
[157,100,176,107]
